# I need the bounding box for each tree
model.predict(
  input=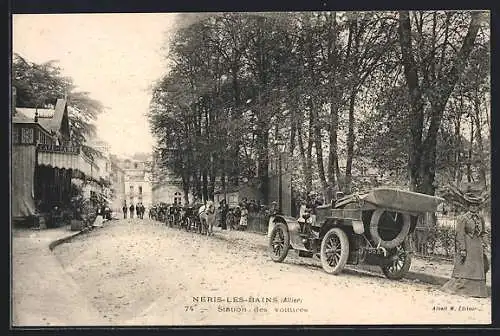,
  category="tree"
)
[12,53,105,157]
[397,10,485,195]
